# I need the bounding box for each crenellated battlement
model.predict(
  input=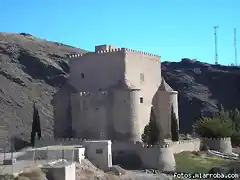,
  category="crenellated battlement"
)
[96,48,122,53]
[70,91,109,98]
[202,137,231,141]
[202,137,232,153]
[67,53,84,58]
[122,48,160,57]
[166,138,201,146]
[79,91,108,96]
[67,45,160,60]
